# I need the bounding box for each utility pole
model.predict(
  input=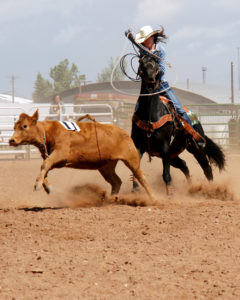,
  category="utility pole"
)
[237,47,240,91]
[202,66,207,84]
[231,61,234,104]
[11,75,15,103]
